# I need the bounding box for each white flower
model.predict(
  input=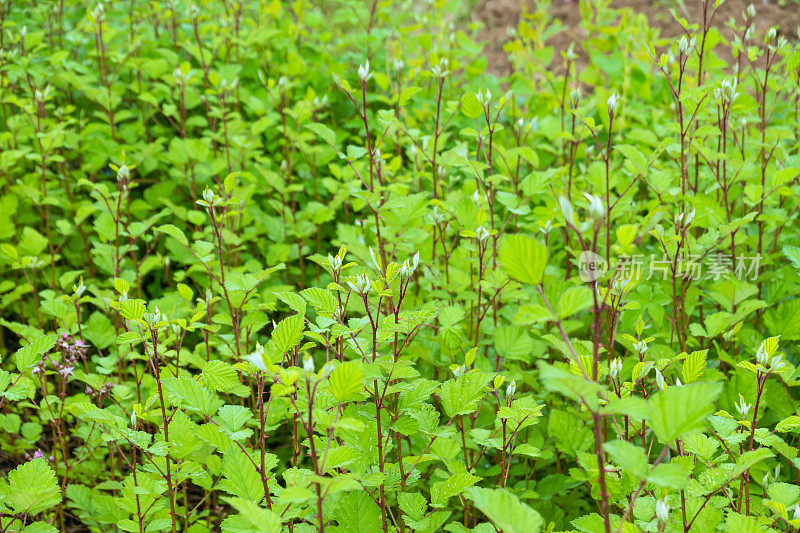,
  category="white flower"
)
[569,88,581,104]
[428,206,444,224]
[358,60,373,82]
[655,497,670,523]
[476,89,492,106]
[73,278,87,298]
[756,344,769,366]
[347,273,371,295]
[202,188,215,204]
[678,35,696,54]
[90,3,104,22]
[565,43,576,61]
[431,58,449,79]
[609,358,622,379]
[116,163,130,182]
[607,92,619,114]
[475,226,490,242]
[765,27,777,44]
[634,340,648,354]
[399,252,420,278]
[584,192,604,219]
[506,379,516,398]
[327,253,342,272]
[735,394,752,419]
[393,59,404,72]
[303,356,315,375]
